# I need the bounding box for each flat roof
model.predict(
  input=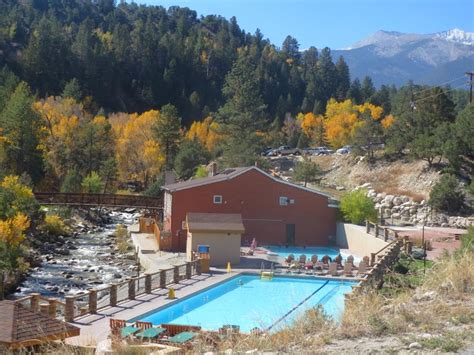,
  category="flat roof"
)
[186,212,245,233]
